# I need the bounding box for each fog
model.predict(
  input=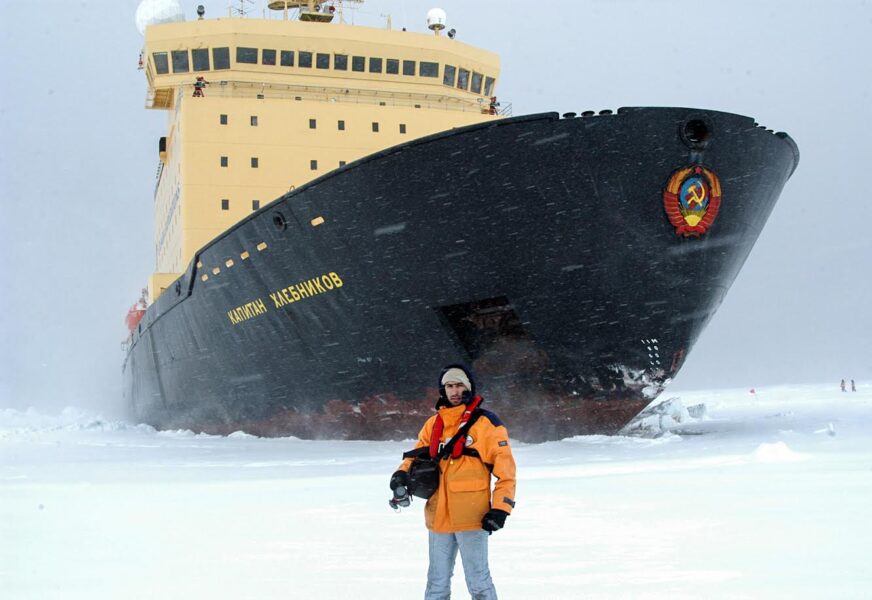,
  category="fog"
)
[1,0,870,414]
